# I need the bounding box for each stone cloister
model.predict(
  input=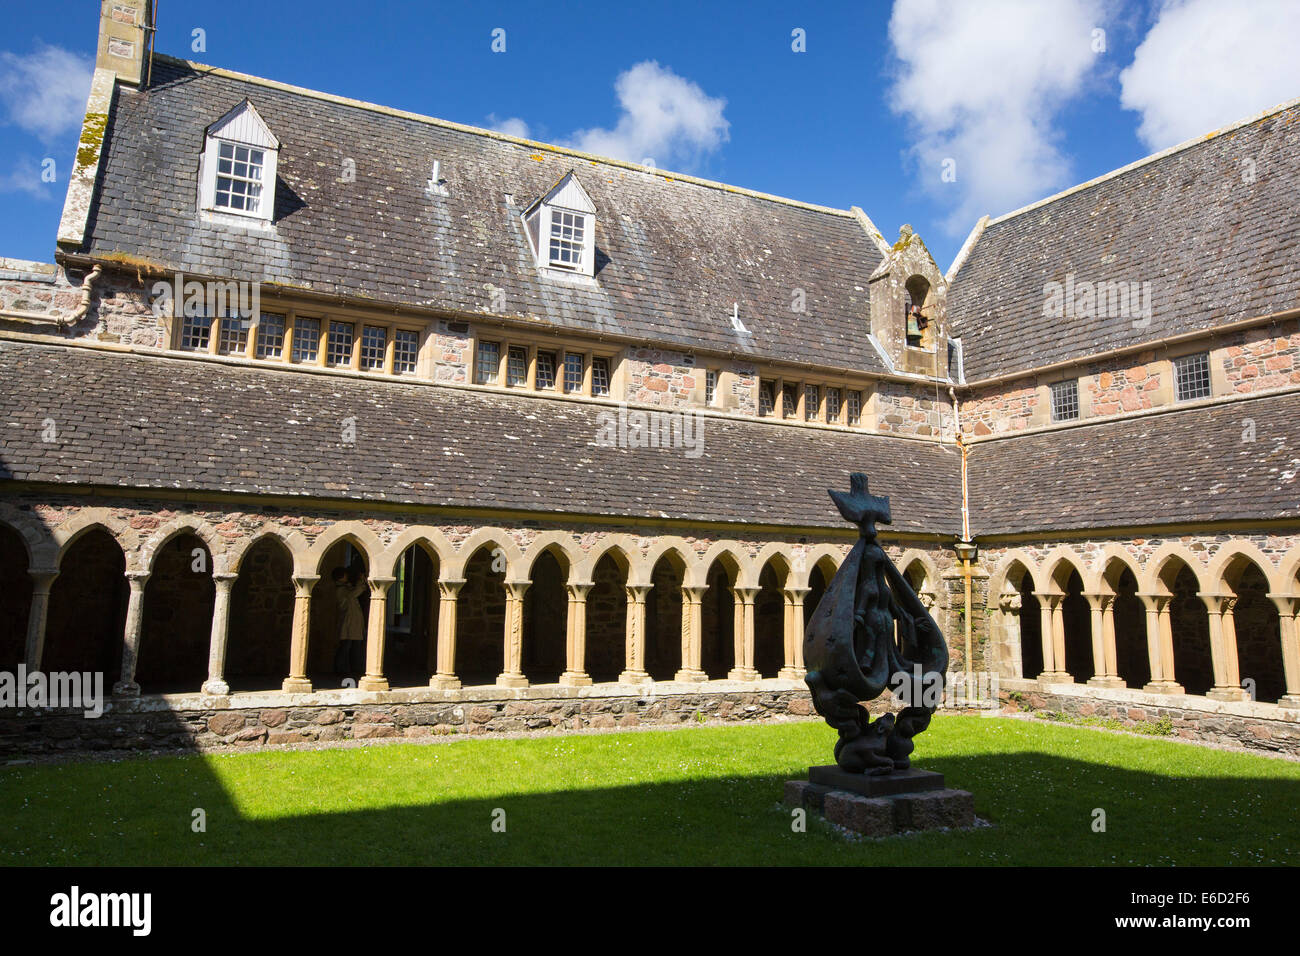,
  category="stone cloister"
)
[984,541,1300,709]
[0,501,954,701]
